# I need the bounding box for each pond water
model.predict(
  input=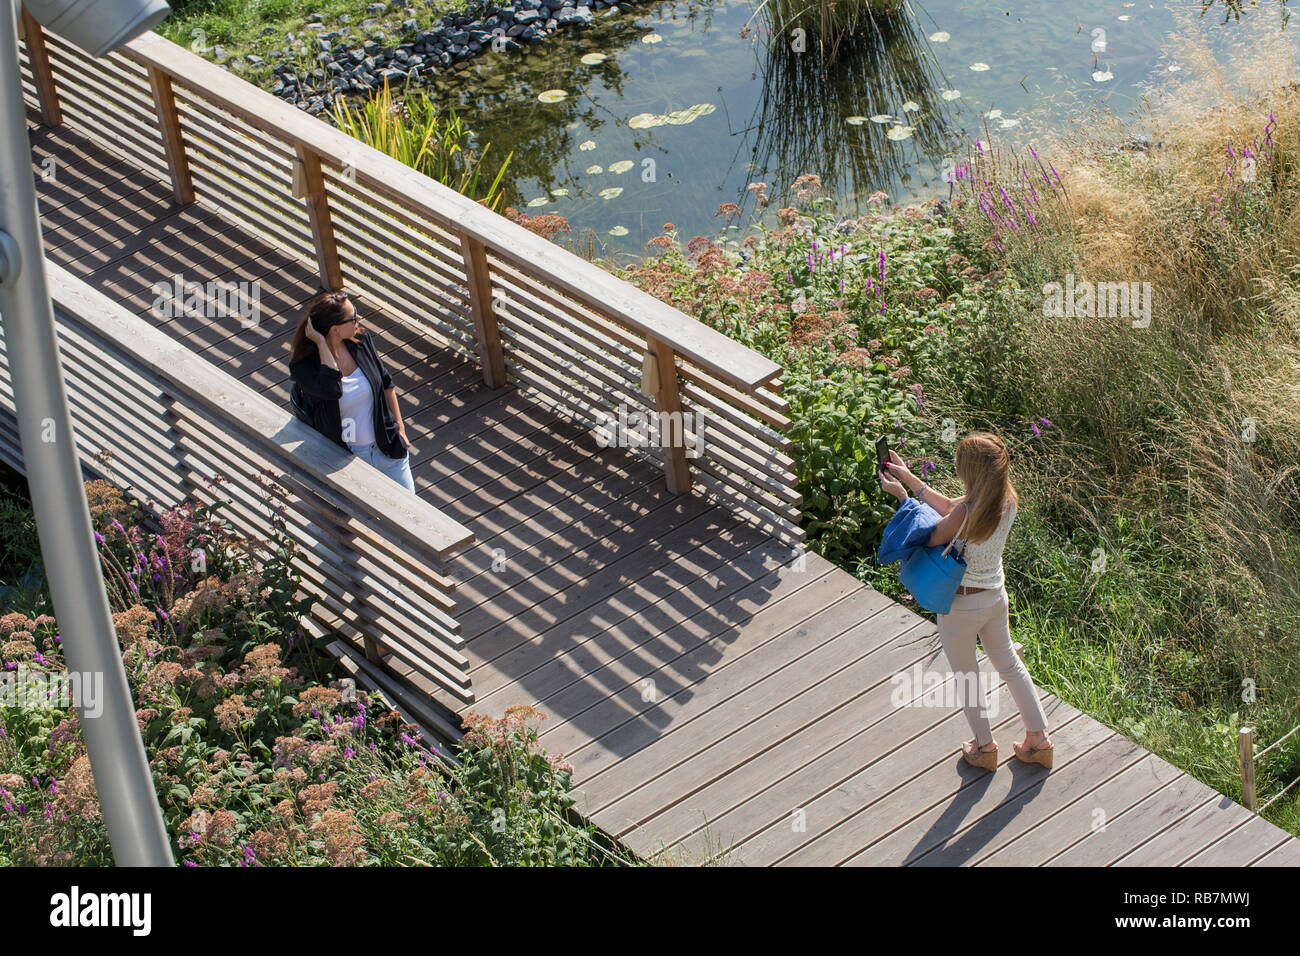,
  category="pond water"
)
[417,0,1258,258]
